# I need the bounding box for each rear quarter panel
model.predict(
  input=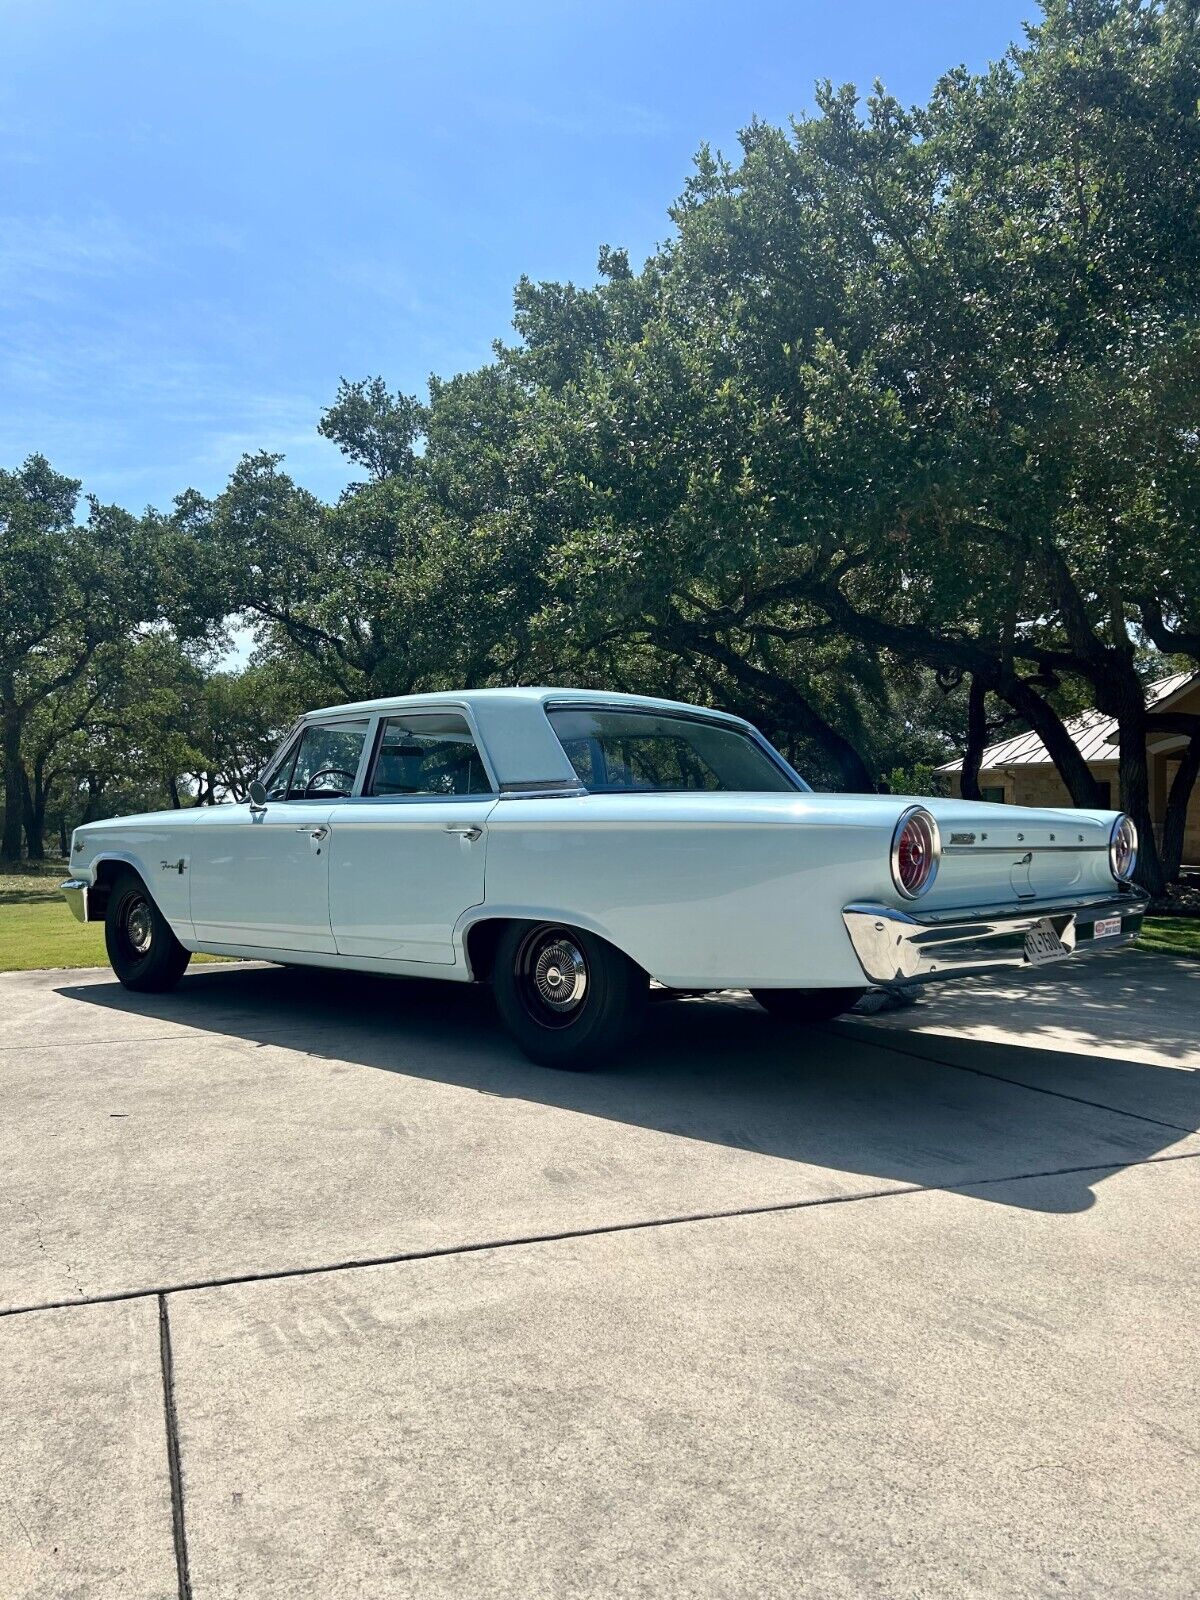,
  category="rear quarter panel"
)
[480,795,889,989]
